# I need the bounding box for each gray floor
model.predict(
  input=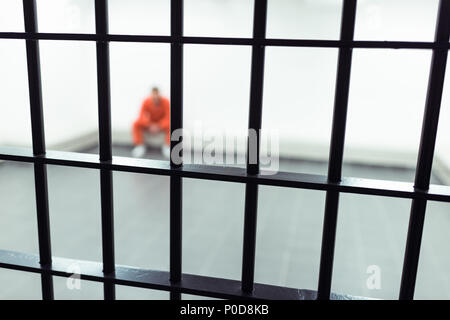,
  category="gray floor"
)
[1,145,450,300]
